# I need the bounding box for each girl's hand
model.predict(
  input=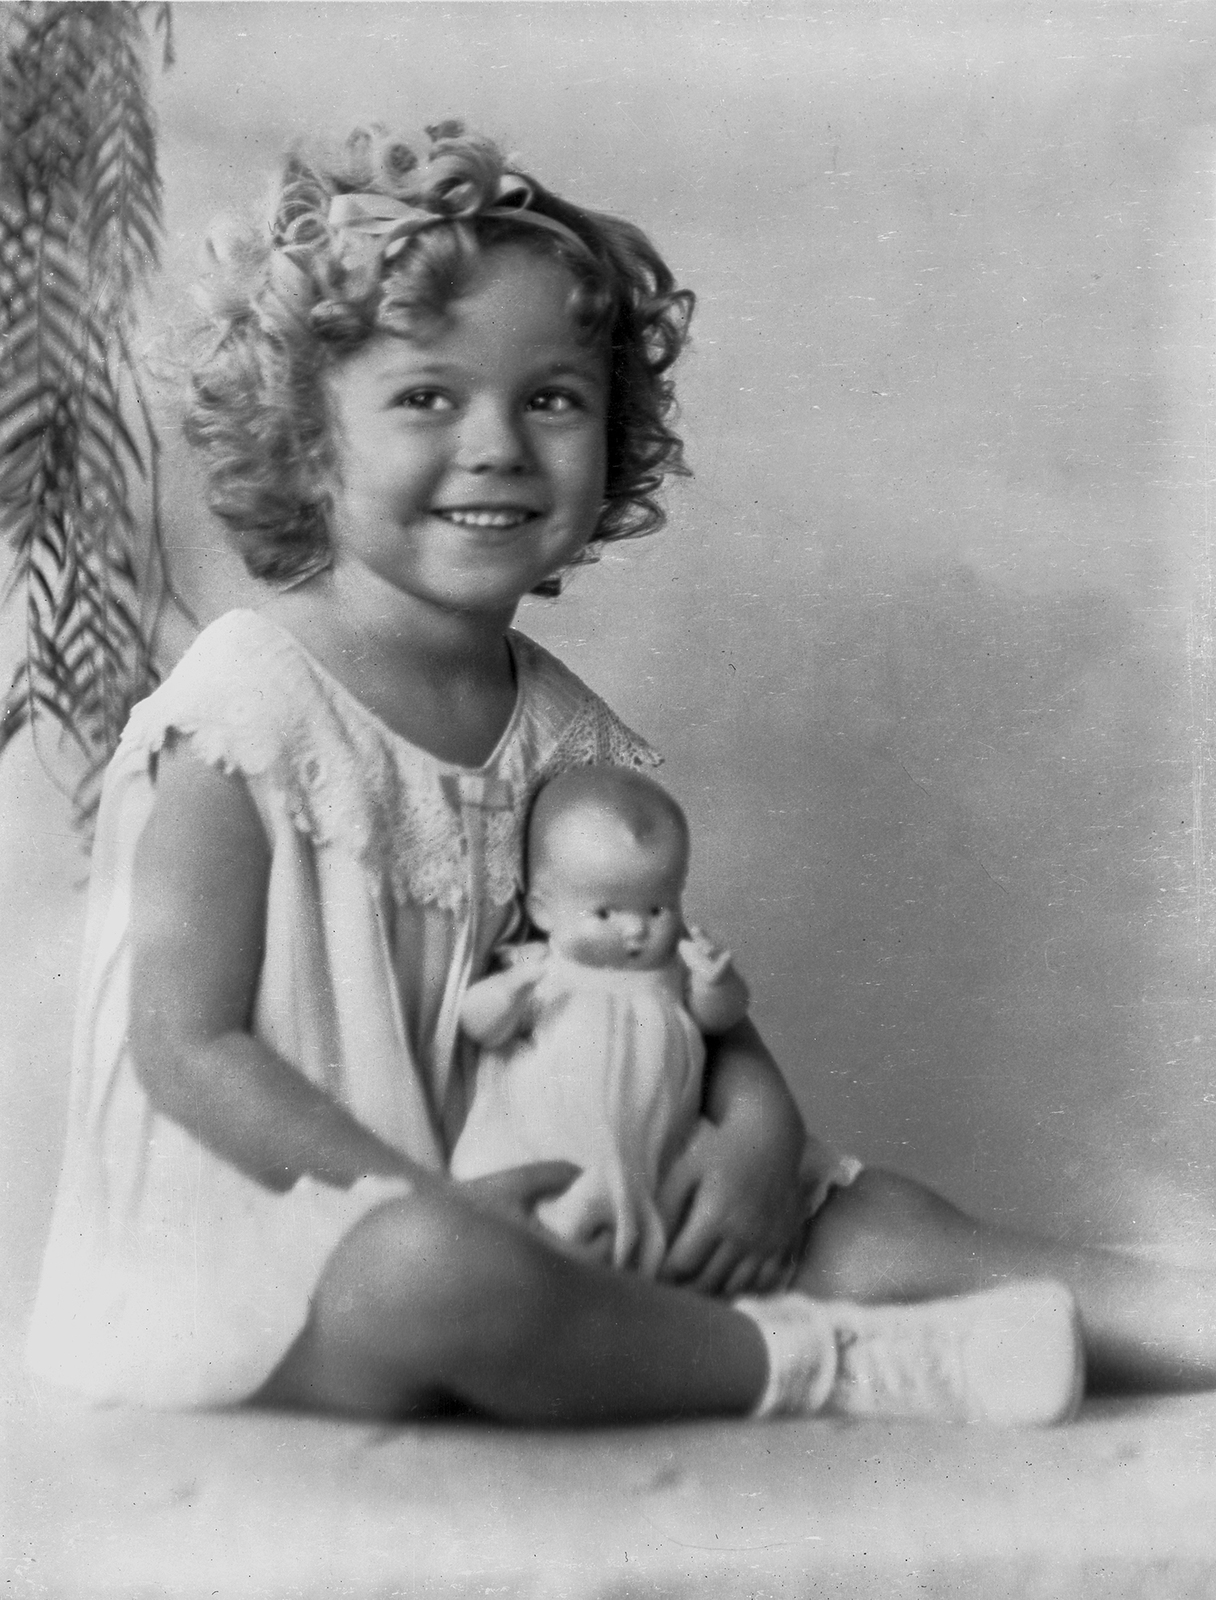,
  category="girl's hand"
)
[657,1117,800,1296]
[657,1019,807,1295]
[456,1161,580,1231]
[456,1163,618,1270]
